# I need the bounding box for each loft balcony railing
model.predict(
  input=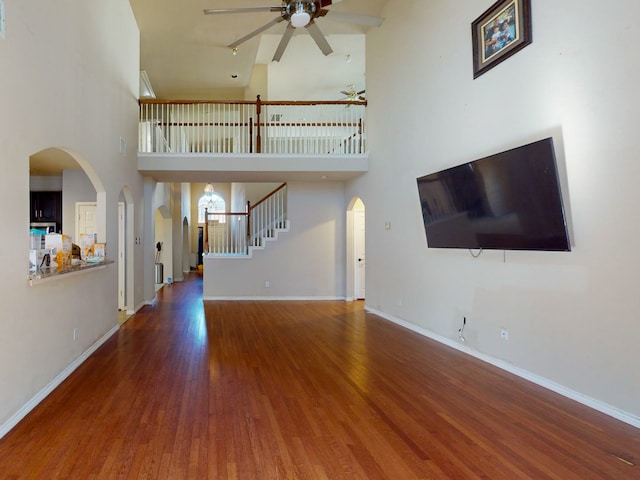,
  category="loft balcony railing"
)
[139,97,367,155]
